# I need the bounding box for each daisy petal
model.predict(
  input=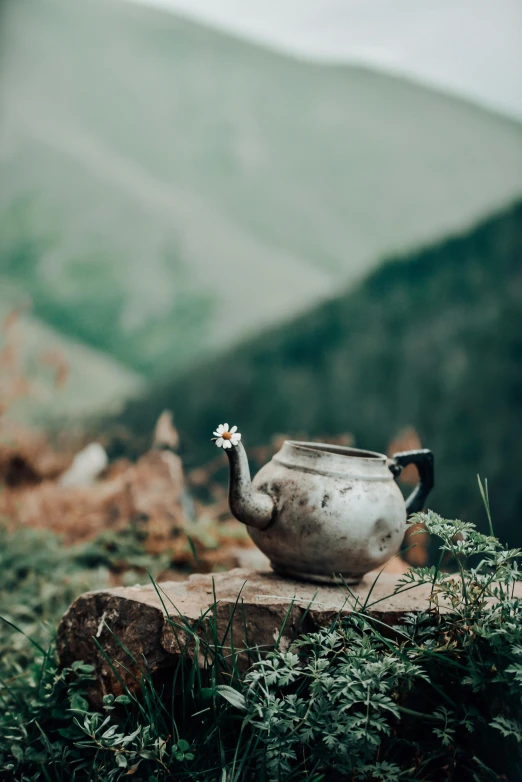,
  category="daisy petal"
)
[213,431,221,437]
[223,440,231,449]
[223,423,229,432]
[233,433,241,441]
[216,438,224,448]
[230,434,241,445]
[216,424,225,435]
[230,425,237,434]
